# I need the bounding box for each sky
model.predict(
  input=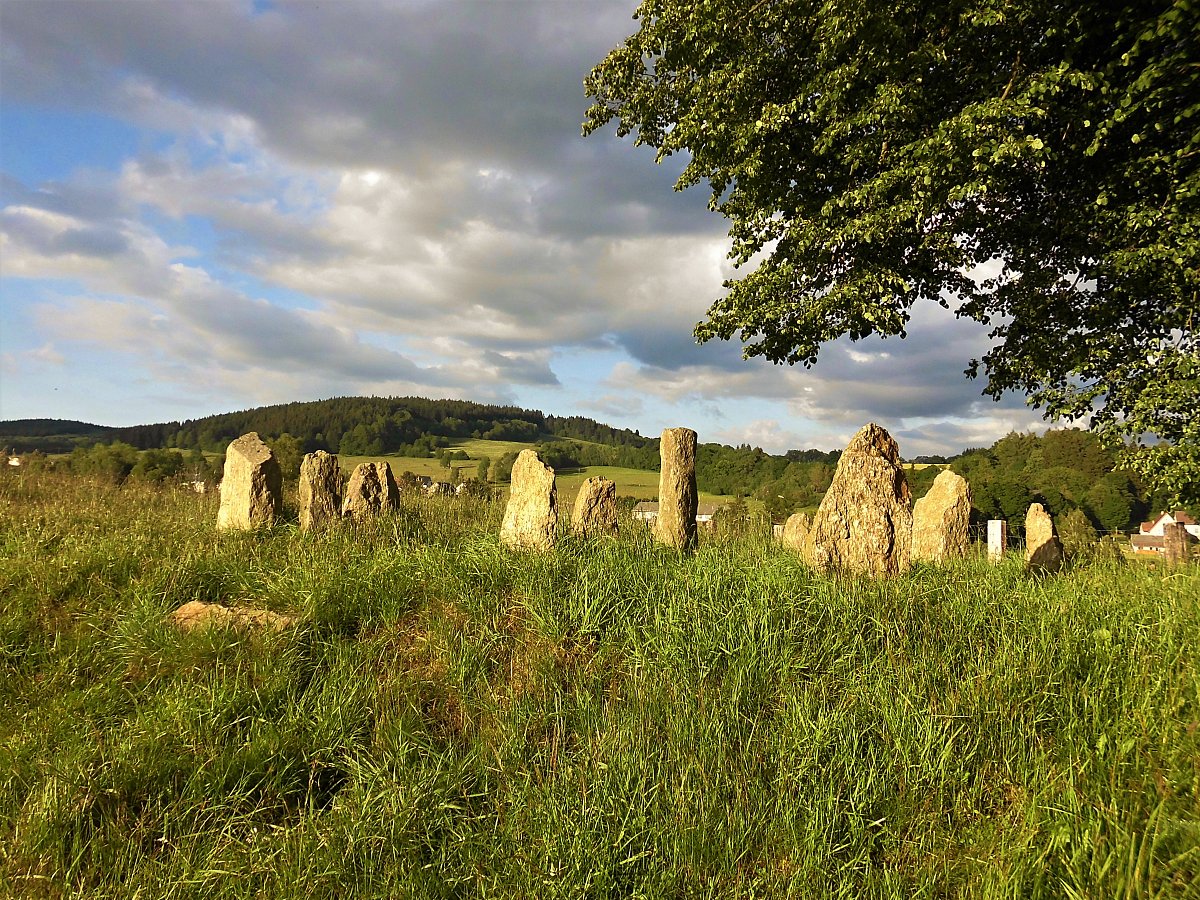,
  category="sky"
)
[0,0,1052,457]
